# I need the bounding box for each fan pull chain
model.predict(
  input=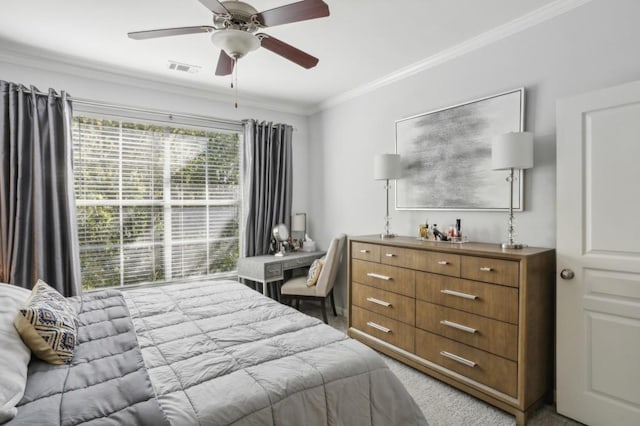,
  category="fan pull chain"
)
[234,58,239,109]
